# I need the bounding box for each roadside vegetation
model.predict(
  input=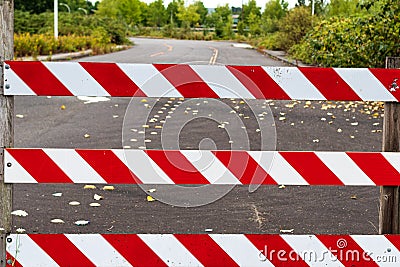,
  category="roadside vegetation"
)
[14,0,399,67]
